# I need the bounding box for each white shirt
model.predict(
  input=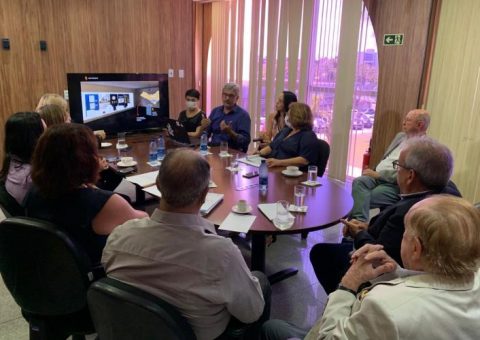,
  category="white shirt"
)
[102,209,264,340]
[375,141,403,173]
[305,269,480,340]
